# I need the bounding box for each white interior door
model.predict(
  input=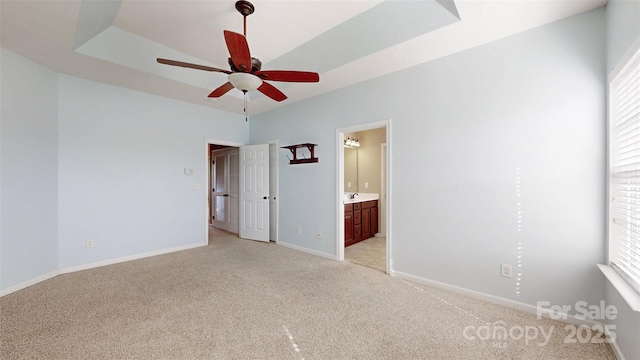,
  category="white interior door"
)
[213,148,239,234]
[239,144,270,242]
[212,152,227,229]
